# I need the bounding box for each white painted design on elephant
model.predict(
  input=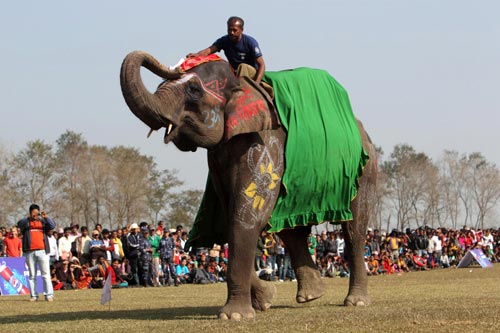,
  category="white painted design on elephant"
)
[202,108,221,129]
[171,73,195,85]
[237,135,284,229]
